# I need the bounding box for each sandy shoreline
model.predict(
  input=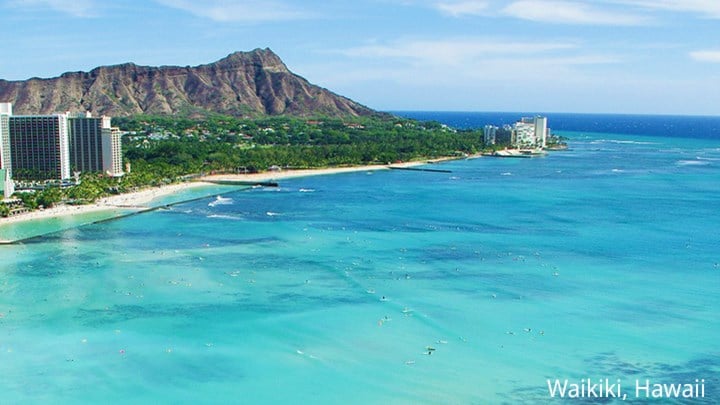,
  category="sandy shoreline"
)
[0,181,211,227]
[0,160,449,229]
